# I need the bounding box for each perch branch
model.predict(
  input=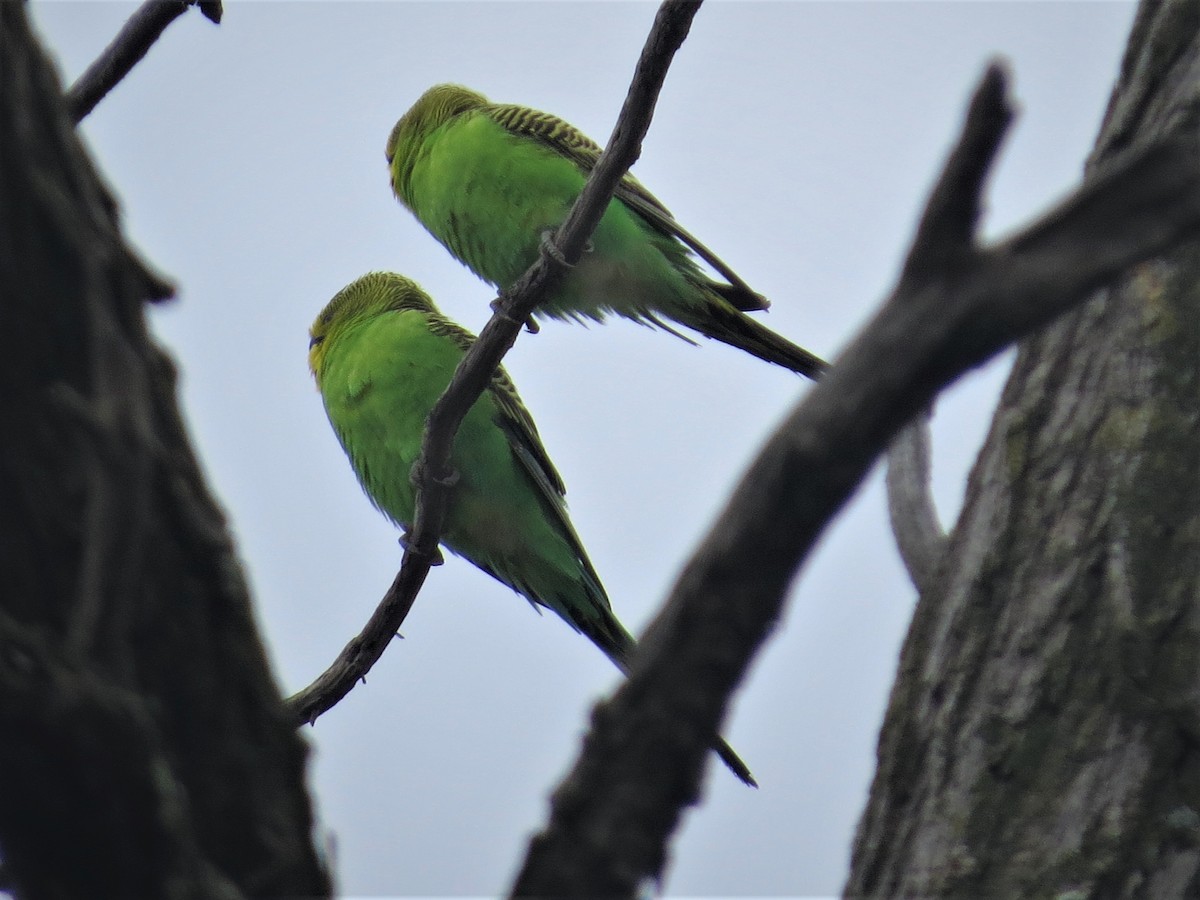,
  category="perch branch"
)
[67,0,221,124]
[286,0,703,725]
[509,63,1200,897]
